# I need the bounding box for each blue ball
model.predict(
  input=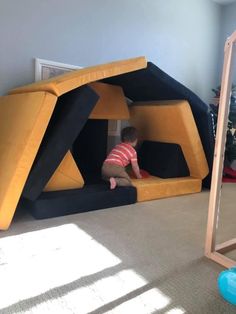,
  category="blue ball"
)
[218,267,236,306]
